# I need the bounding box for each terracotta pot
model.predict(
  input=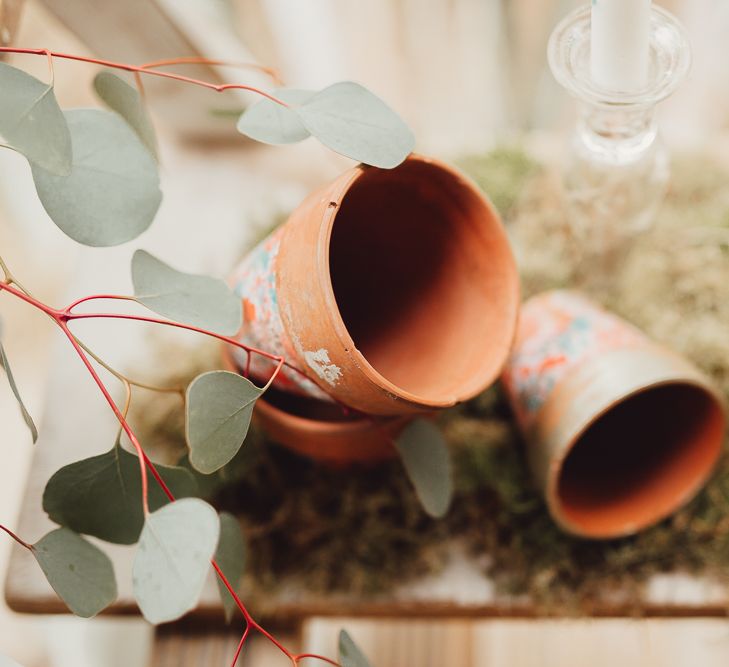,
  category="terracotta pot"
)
[229,154,519,416]
[501,290,726,539]
[221,345,405,464]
